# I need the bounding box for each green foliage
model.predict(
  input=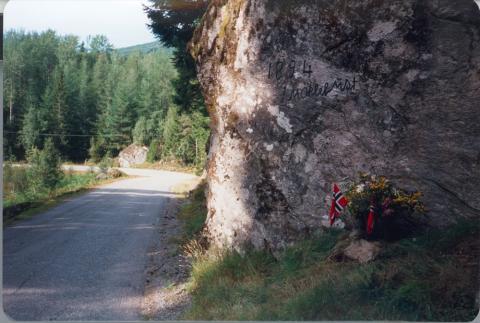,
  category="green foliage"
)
[3,163,29,200]
[161,106,182,159]
[145,1,211,169]
[179,112,210,166]
[98,156,116,174]
[133,111,164,146]
[6,28,210,169]
[146,139,161,163]
[88,137,105,163]
[160,106,210,168]
[87,35,113,54]
[133,117,150,145]
[185,221,479,321]
[57,172,98,192]
[3,168,123,222]
[4,30,177,163]
[345,174,425,240]
[146,0,208,114]
[146,1,208,48]
[26,139,63,193]
[20,103,48,150]
[180,184,478,322]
